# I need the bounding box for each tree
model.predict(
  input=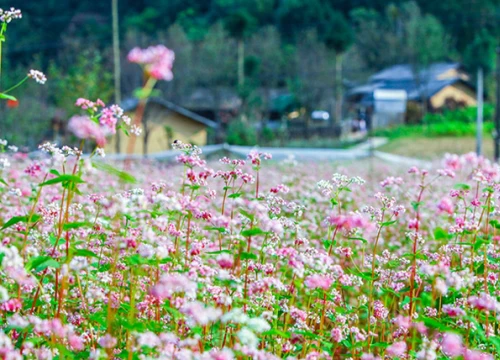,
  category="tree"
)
[223,10,256,87]
[350,2,452,73]
[318,8,353,123]
[464,29,496,75]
